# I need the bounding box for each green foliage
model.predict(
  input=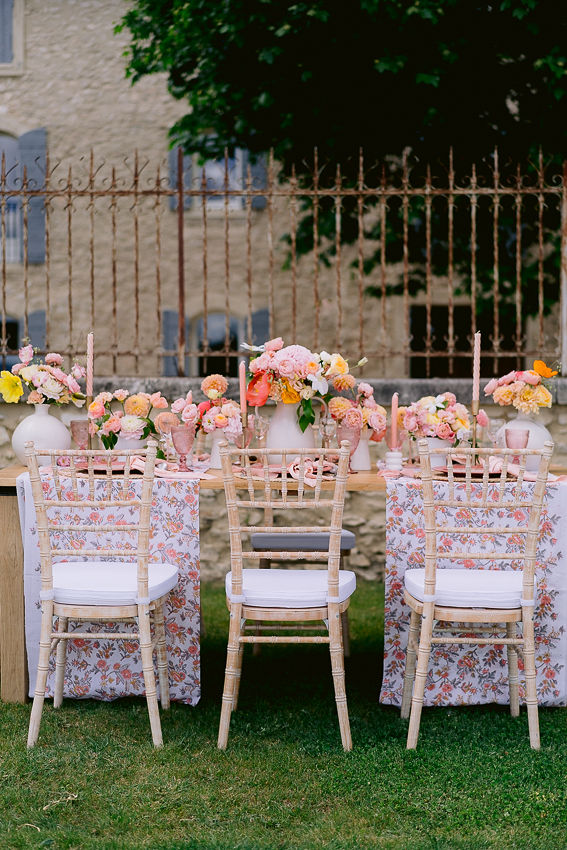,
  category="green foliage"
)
[117,0,567,166]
